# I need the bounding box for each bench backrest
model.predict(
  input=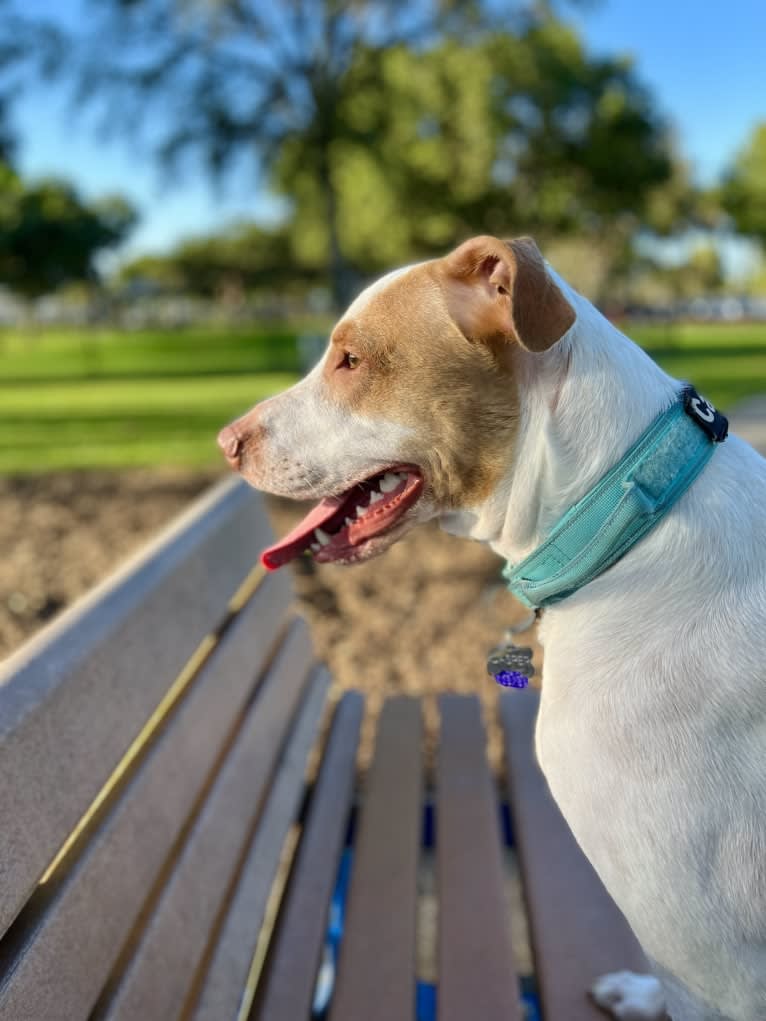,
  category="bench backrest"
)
[0,478,326,1020]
